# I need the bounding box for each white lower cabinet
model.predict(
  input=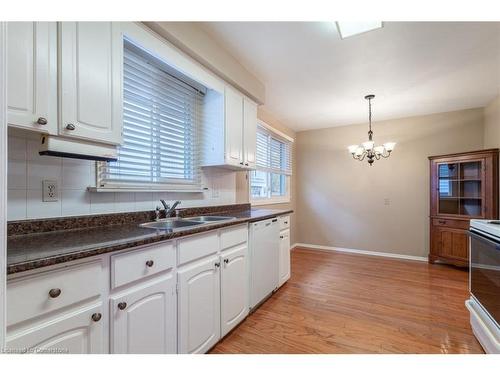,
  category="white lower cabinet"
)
[221,244,249,336]
[278,228,291,287]
[177,255,221,354]
[110,274,176,354]
[6,303,104,354]
[5,222,267,354]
